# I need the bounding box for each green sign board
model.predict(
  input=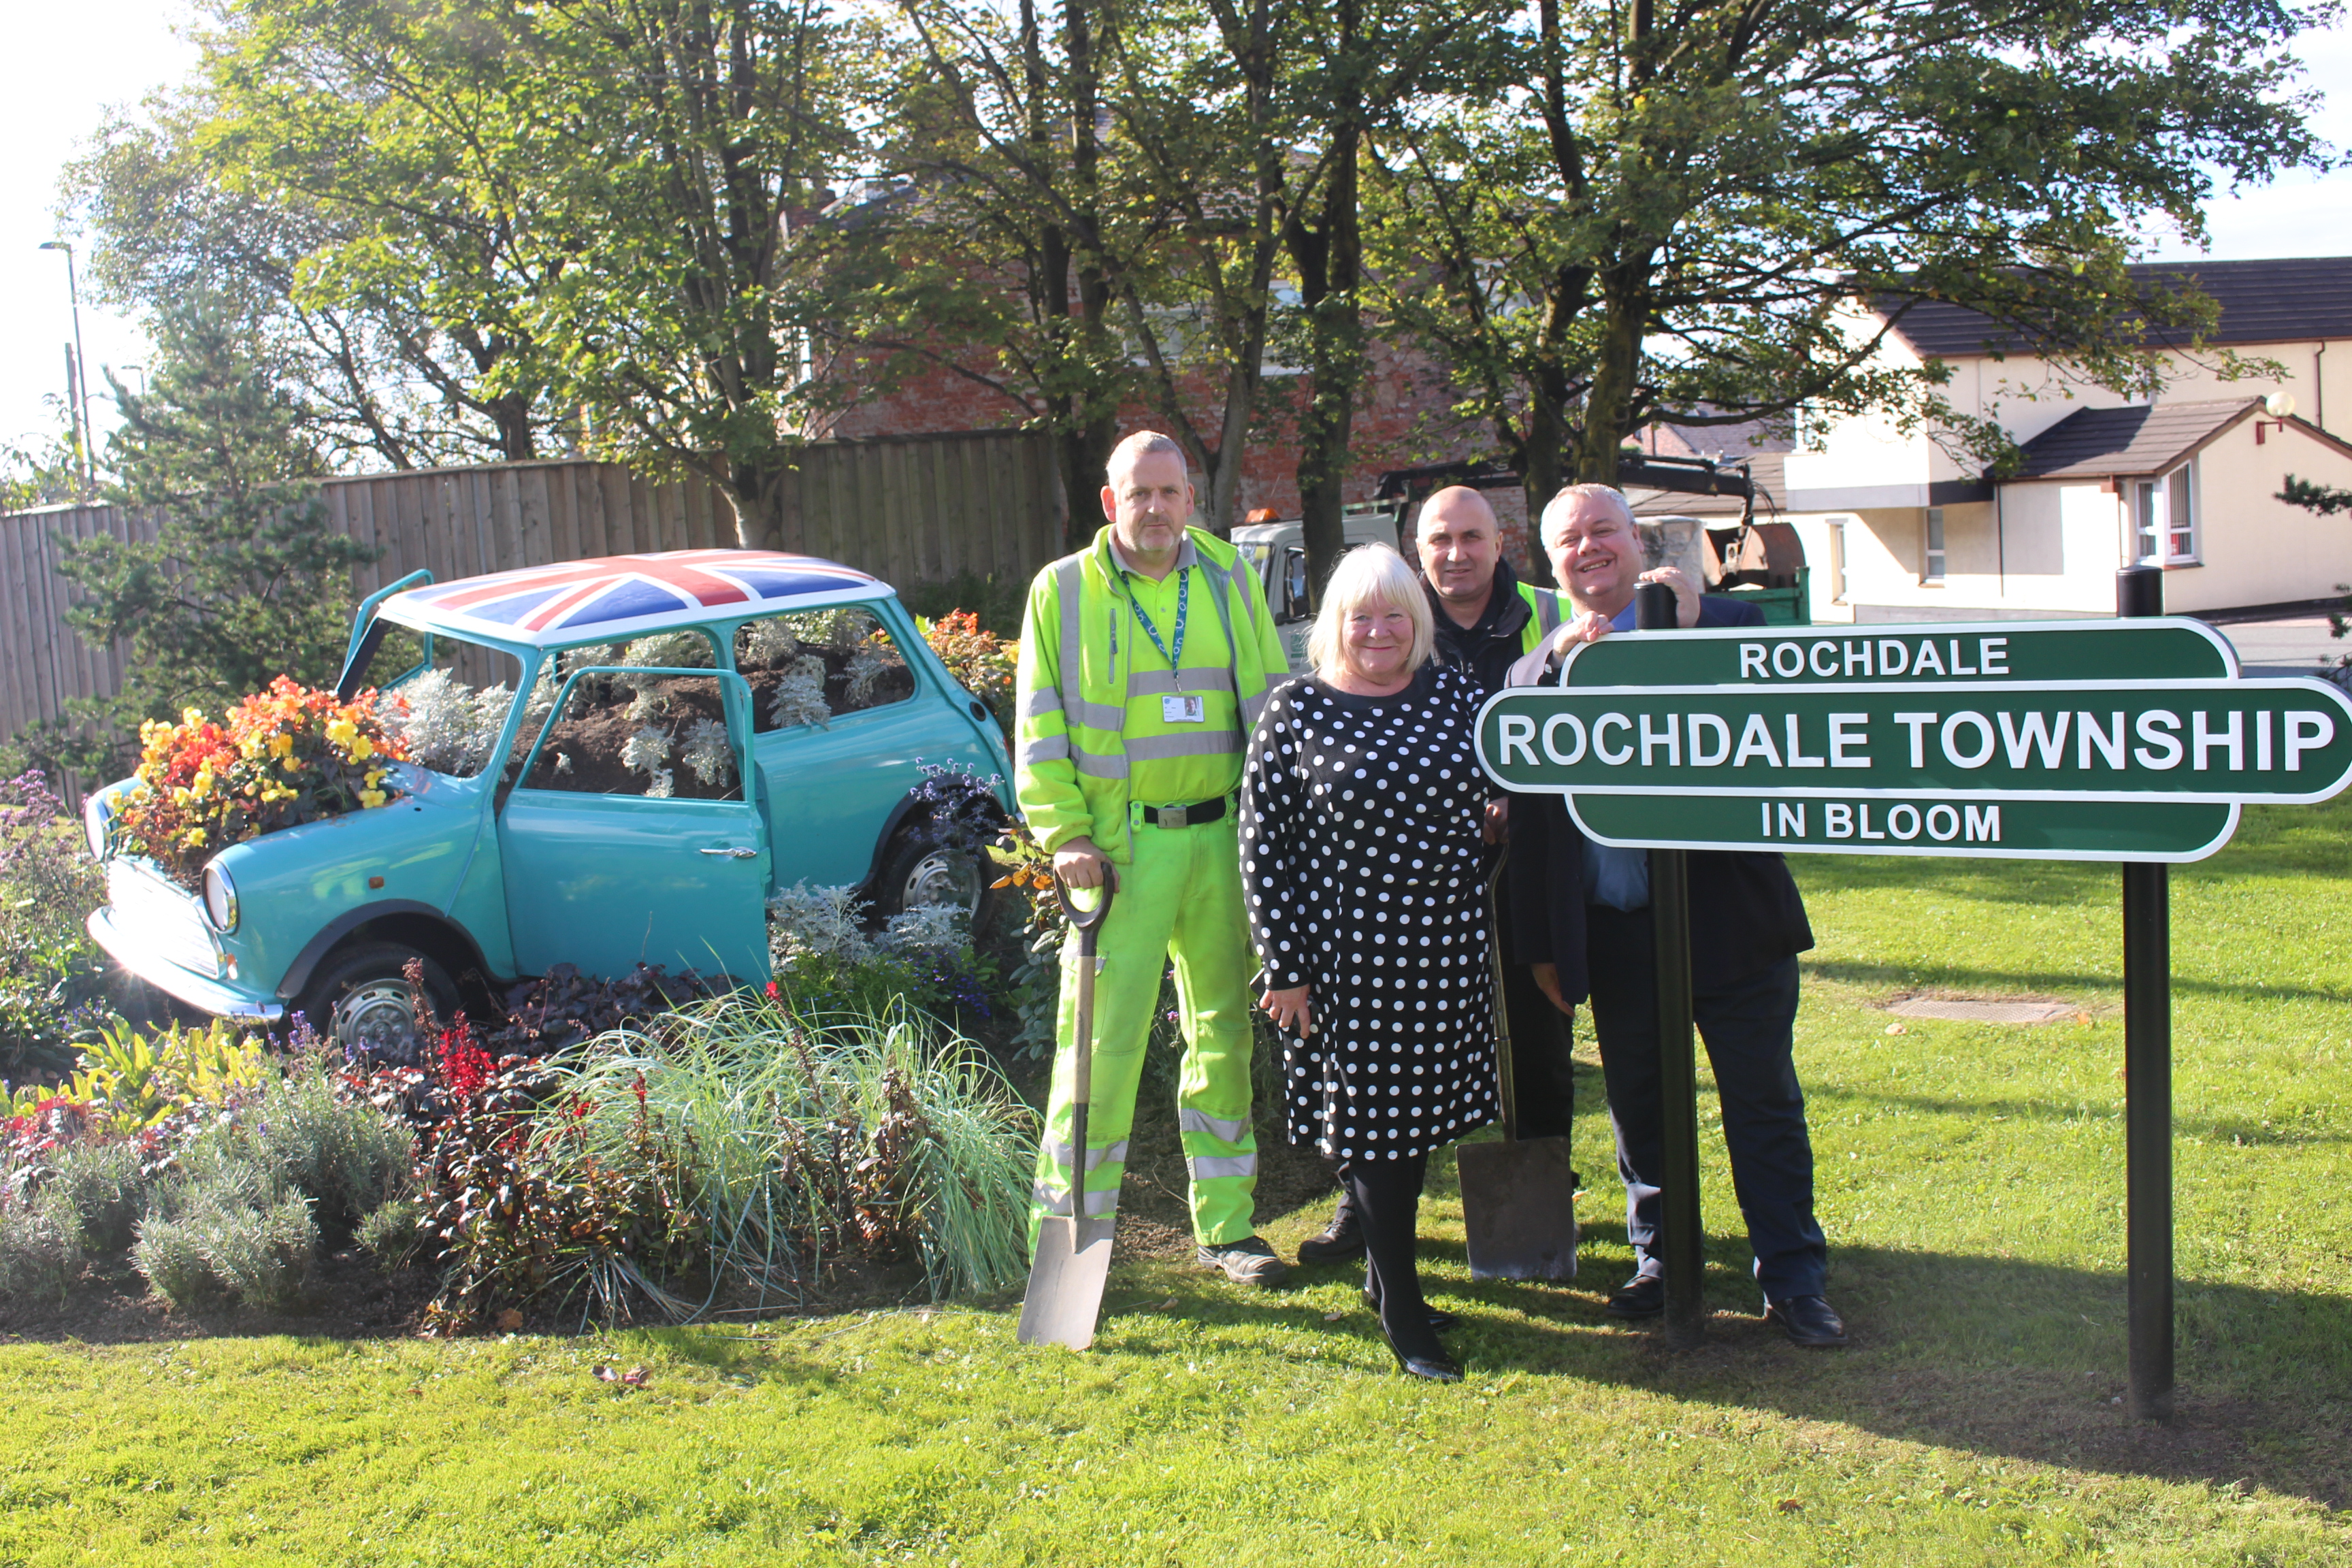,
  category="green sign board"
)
[1475,619,2352,862]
